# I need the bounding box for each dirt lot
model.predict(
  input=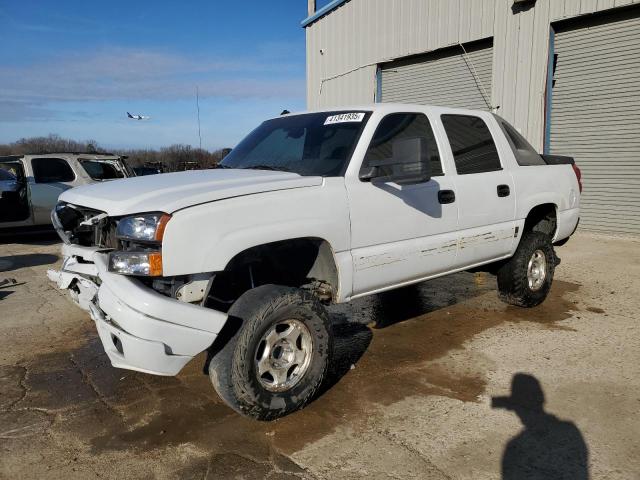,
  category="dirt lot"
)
[0,231,638,479]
